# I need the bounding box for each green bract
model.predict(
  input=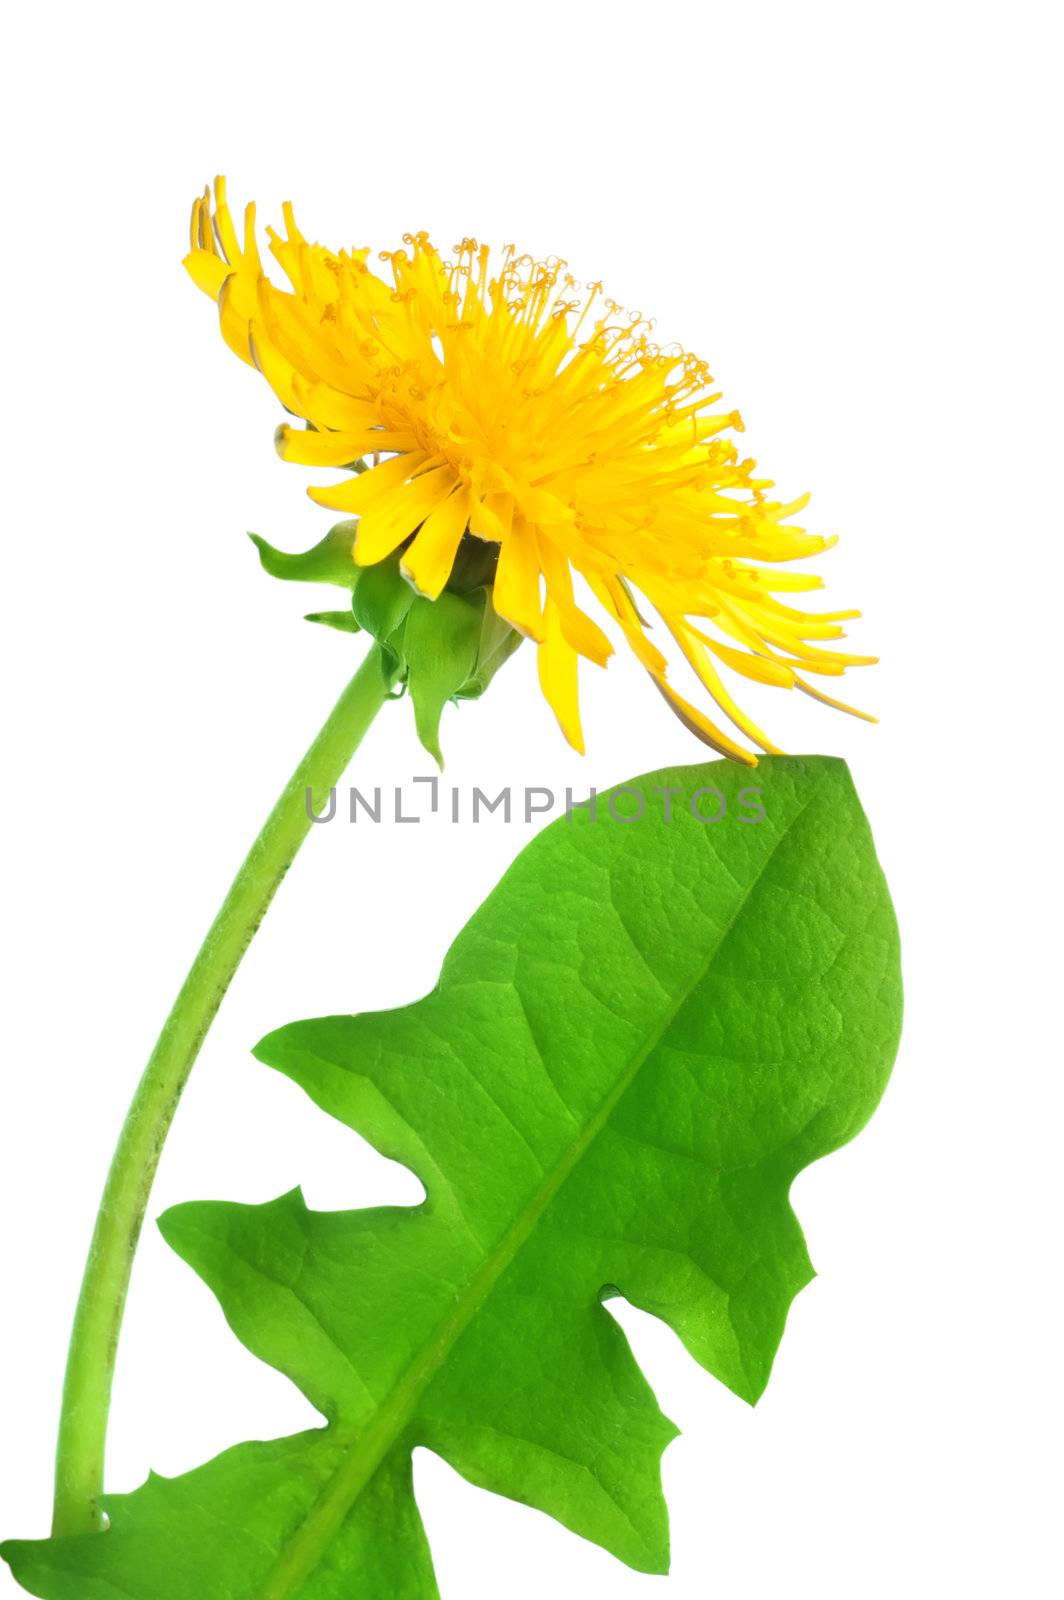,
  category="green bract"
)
[4,756,901,1599]
[251,523,522,764]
